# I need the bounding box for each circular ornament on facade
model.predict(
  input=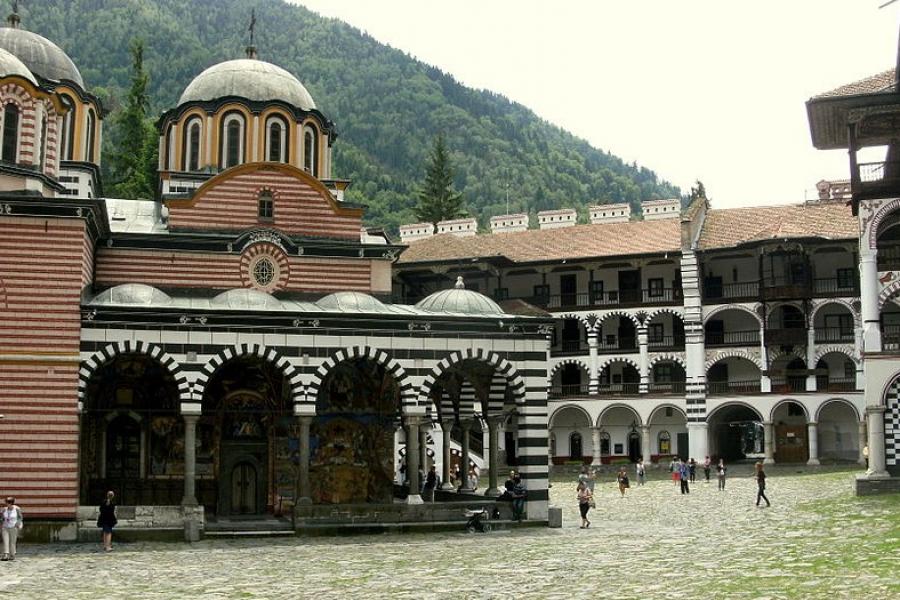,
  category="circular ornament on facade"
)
[240,242,289,292]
